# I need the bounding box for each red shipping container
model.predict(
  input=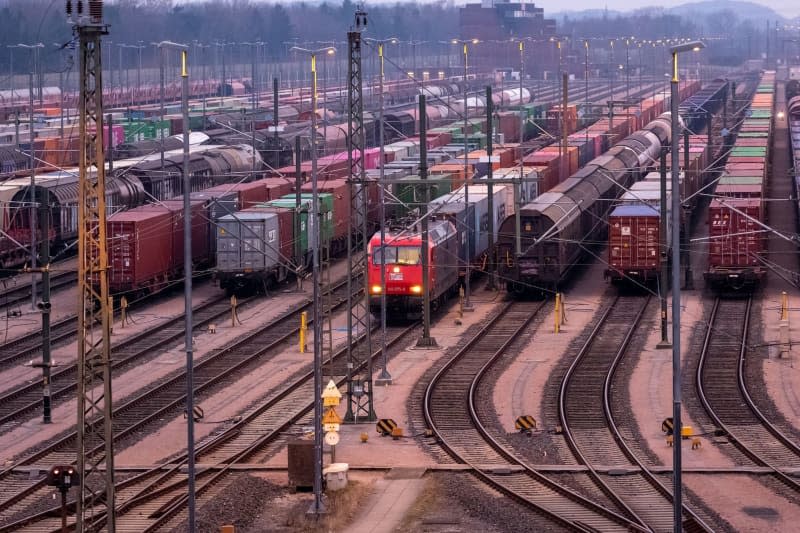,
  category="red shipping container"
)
[707,198,764,269]
[159,200,211,265]
[202,178,293,209]
[106,199,211,293]
[608,205,662,281]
